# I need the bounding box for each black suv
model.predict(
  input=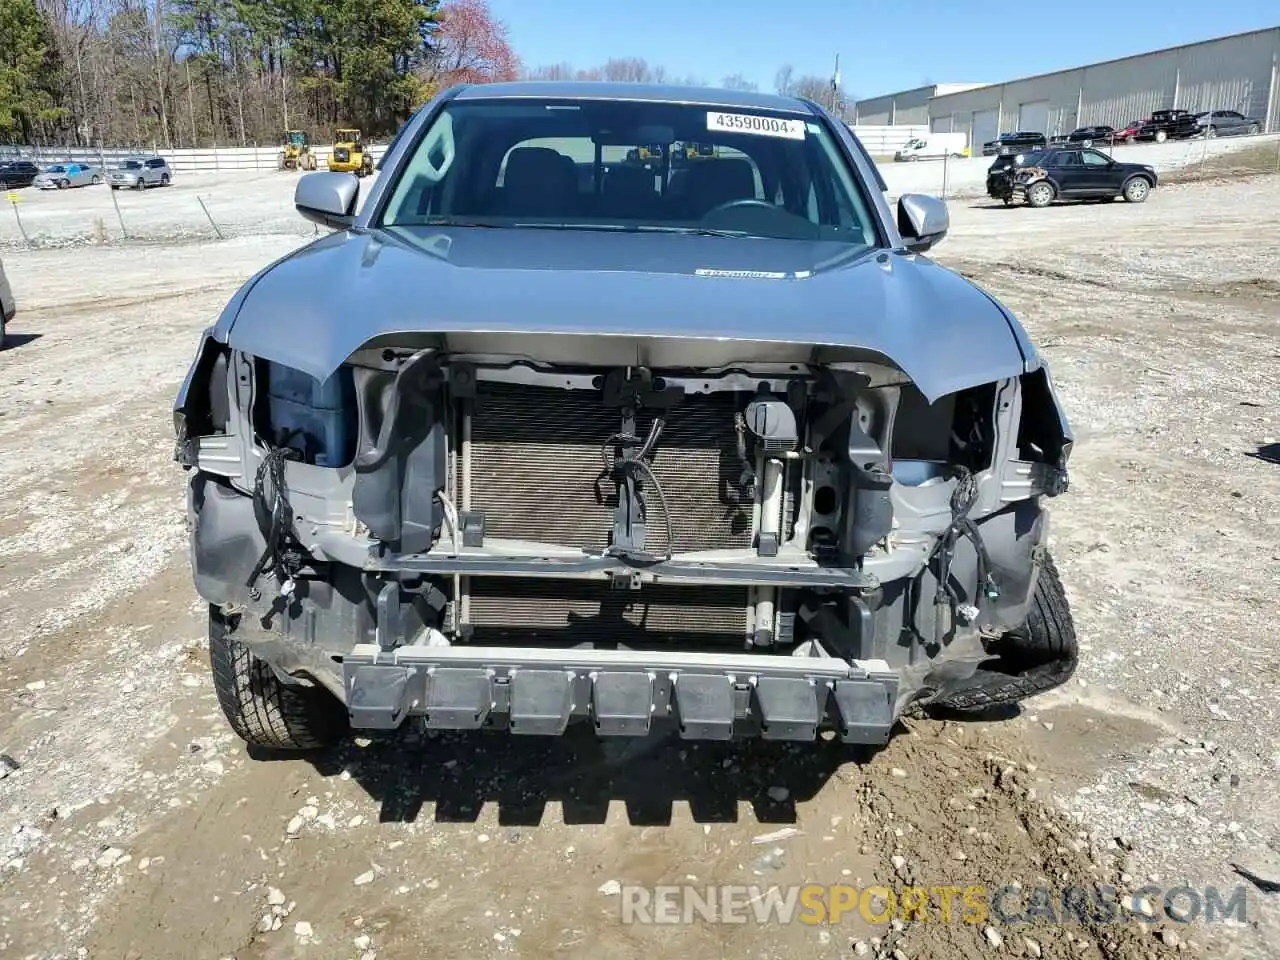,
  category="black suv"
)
[1065,126,1116,146]
[982,131,1048,156]
[0,160,40,188]
[1137,110,1201,143]
[987,146,1158,207]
